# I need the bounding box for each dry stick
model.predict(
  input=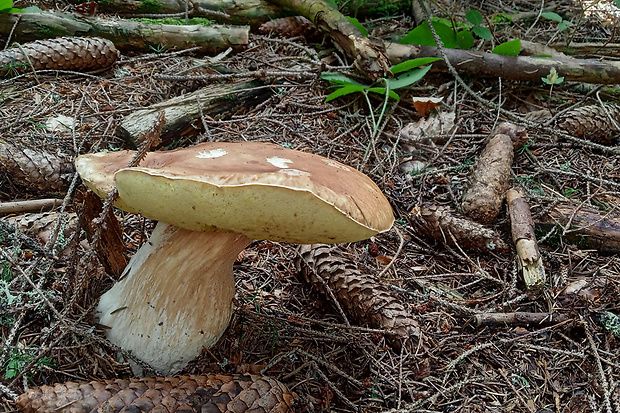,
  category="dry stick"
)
[474,312,570,327]
[507,188,546,295]
[312,361,360,411]
[584,323,614,413]
[498,368,536,413]
[0,198,64,215]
